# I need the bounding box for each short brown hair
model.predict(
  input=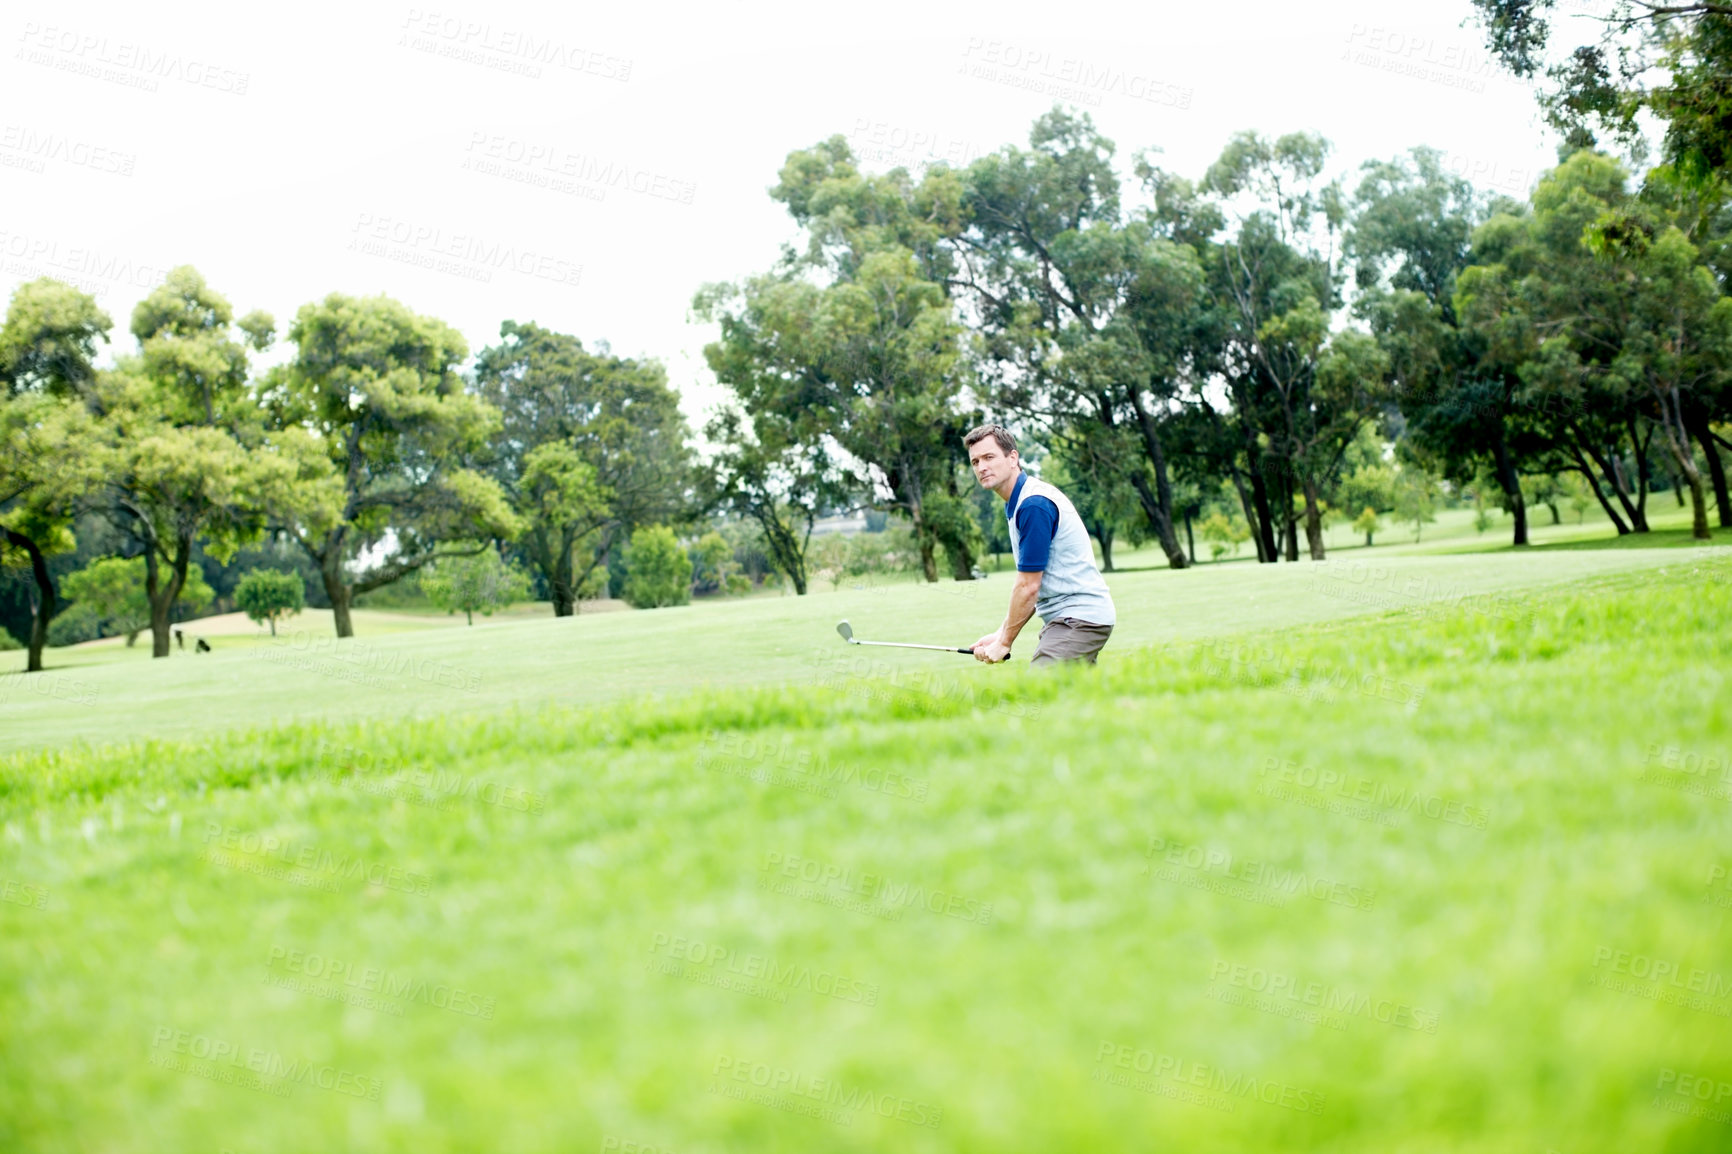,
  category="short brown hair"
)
[963,423,1016,456]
